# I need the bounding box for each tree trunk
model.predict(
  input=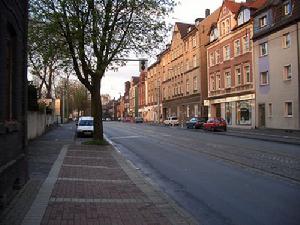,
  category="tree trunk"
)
[91,80,103,140]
